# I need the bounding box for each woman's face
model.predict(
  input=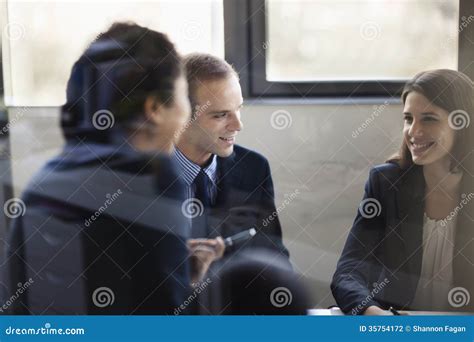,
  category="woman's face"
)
[403,91,456,166]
